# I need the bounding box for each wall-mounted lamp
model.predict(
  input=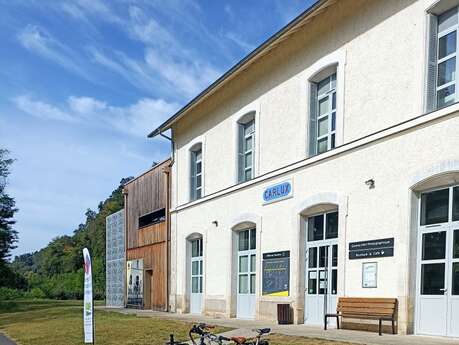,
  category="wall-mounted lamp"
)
[365,178,375,189]
[212,220,218,227]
